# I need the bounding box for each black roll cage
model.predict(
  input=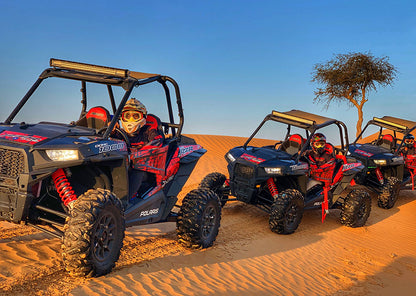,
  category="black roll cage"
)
[243,109,349,161]
[4,59,184,138]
